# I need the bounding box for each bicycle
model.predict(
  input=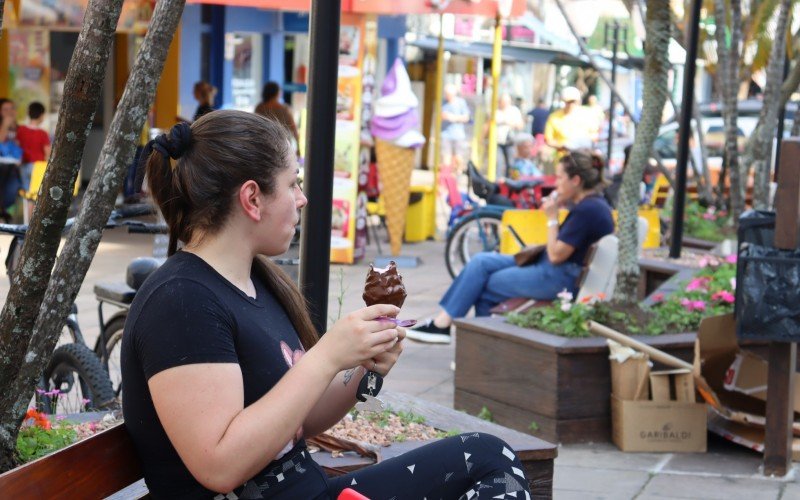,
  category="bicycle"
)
[0,204,156,414]
[93,221,166,396]
[444,162,555,279]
